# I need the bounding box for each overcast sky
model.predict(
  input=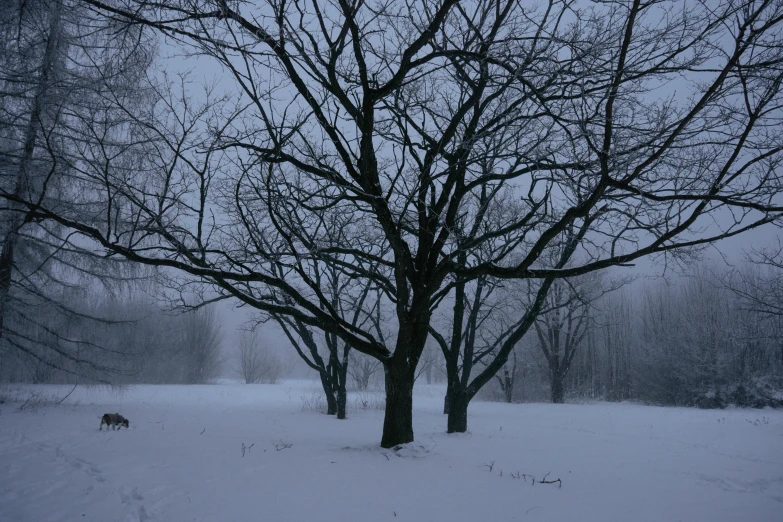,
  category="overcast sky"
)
[149,12,783,376]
